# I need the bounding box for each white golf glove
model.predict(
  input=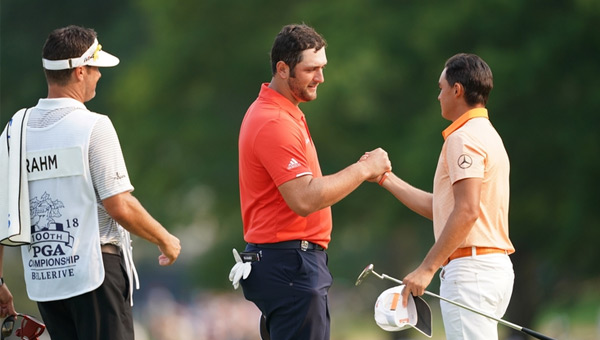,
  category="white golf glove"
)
[229,248,252,289]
